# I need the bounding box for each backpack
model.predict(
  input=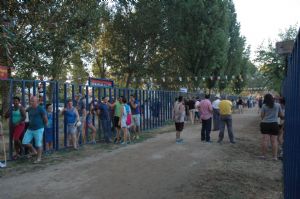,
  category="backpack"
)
[125,104,132,125]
